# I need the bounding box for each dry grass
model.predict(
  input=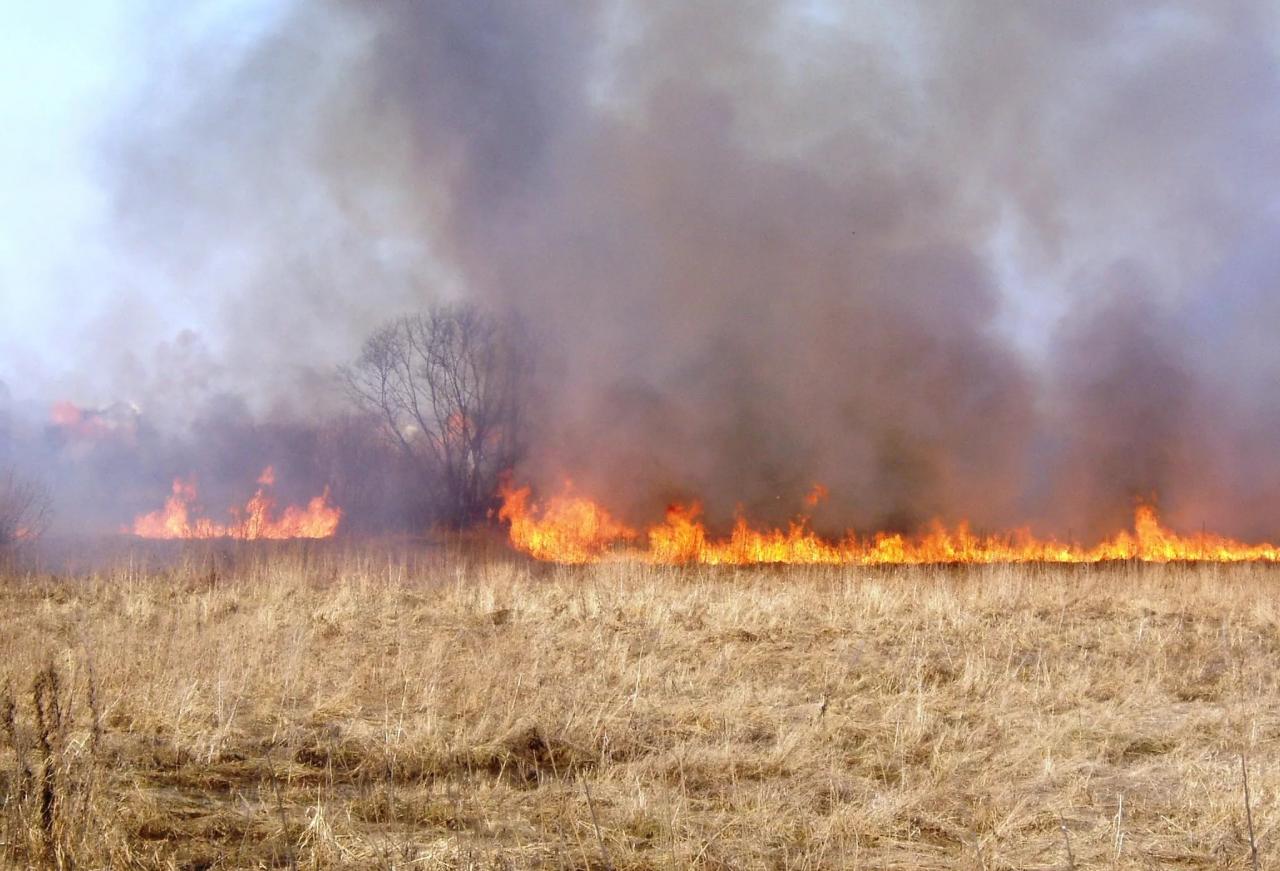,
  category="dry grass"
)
[3,551,1280,868]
